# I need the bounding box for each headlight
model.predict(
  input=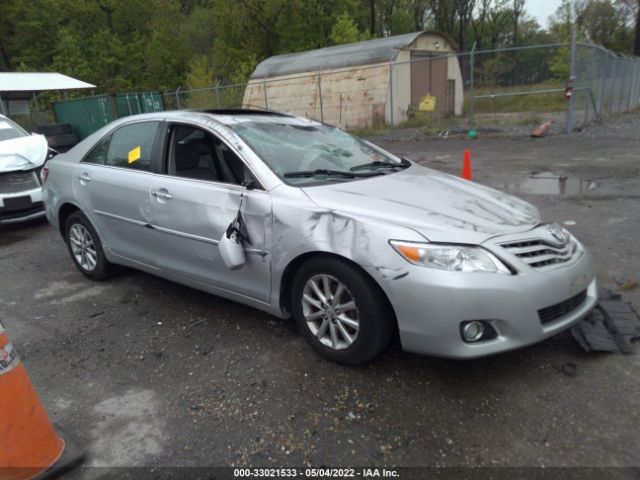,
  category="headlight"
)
[390,241,511,274]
